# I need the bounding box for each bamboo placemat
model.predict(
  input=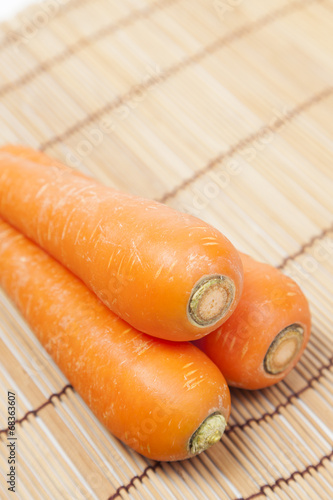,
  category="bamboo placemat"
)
[0,0,332,498]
